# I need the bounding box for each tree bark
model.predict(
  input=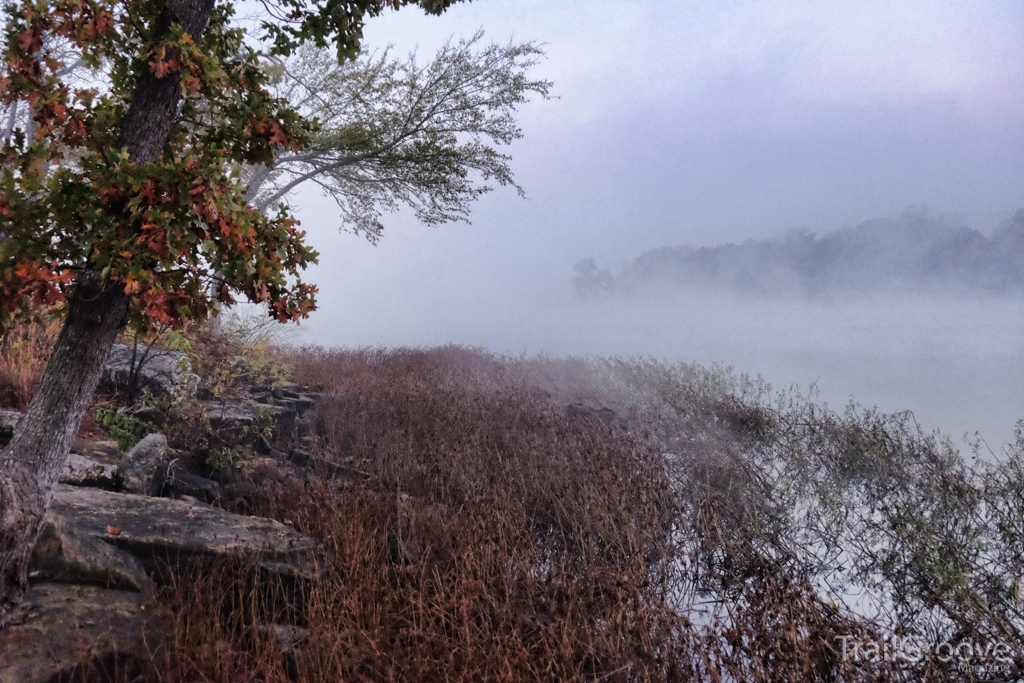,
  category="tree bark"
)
[0,0,217,620]
[0,273,129,614]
